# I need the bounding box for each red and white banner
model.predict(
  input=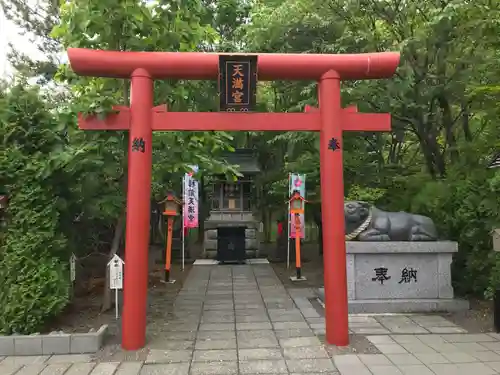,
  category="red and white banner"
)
[183,166,199,228]
[289,173,305,239]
